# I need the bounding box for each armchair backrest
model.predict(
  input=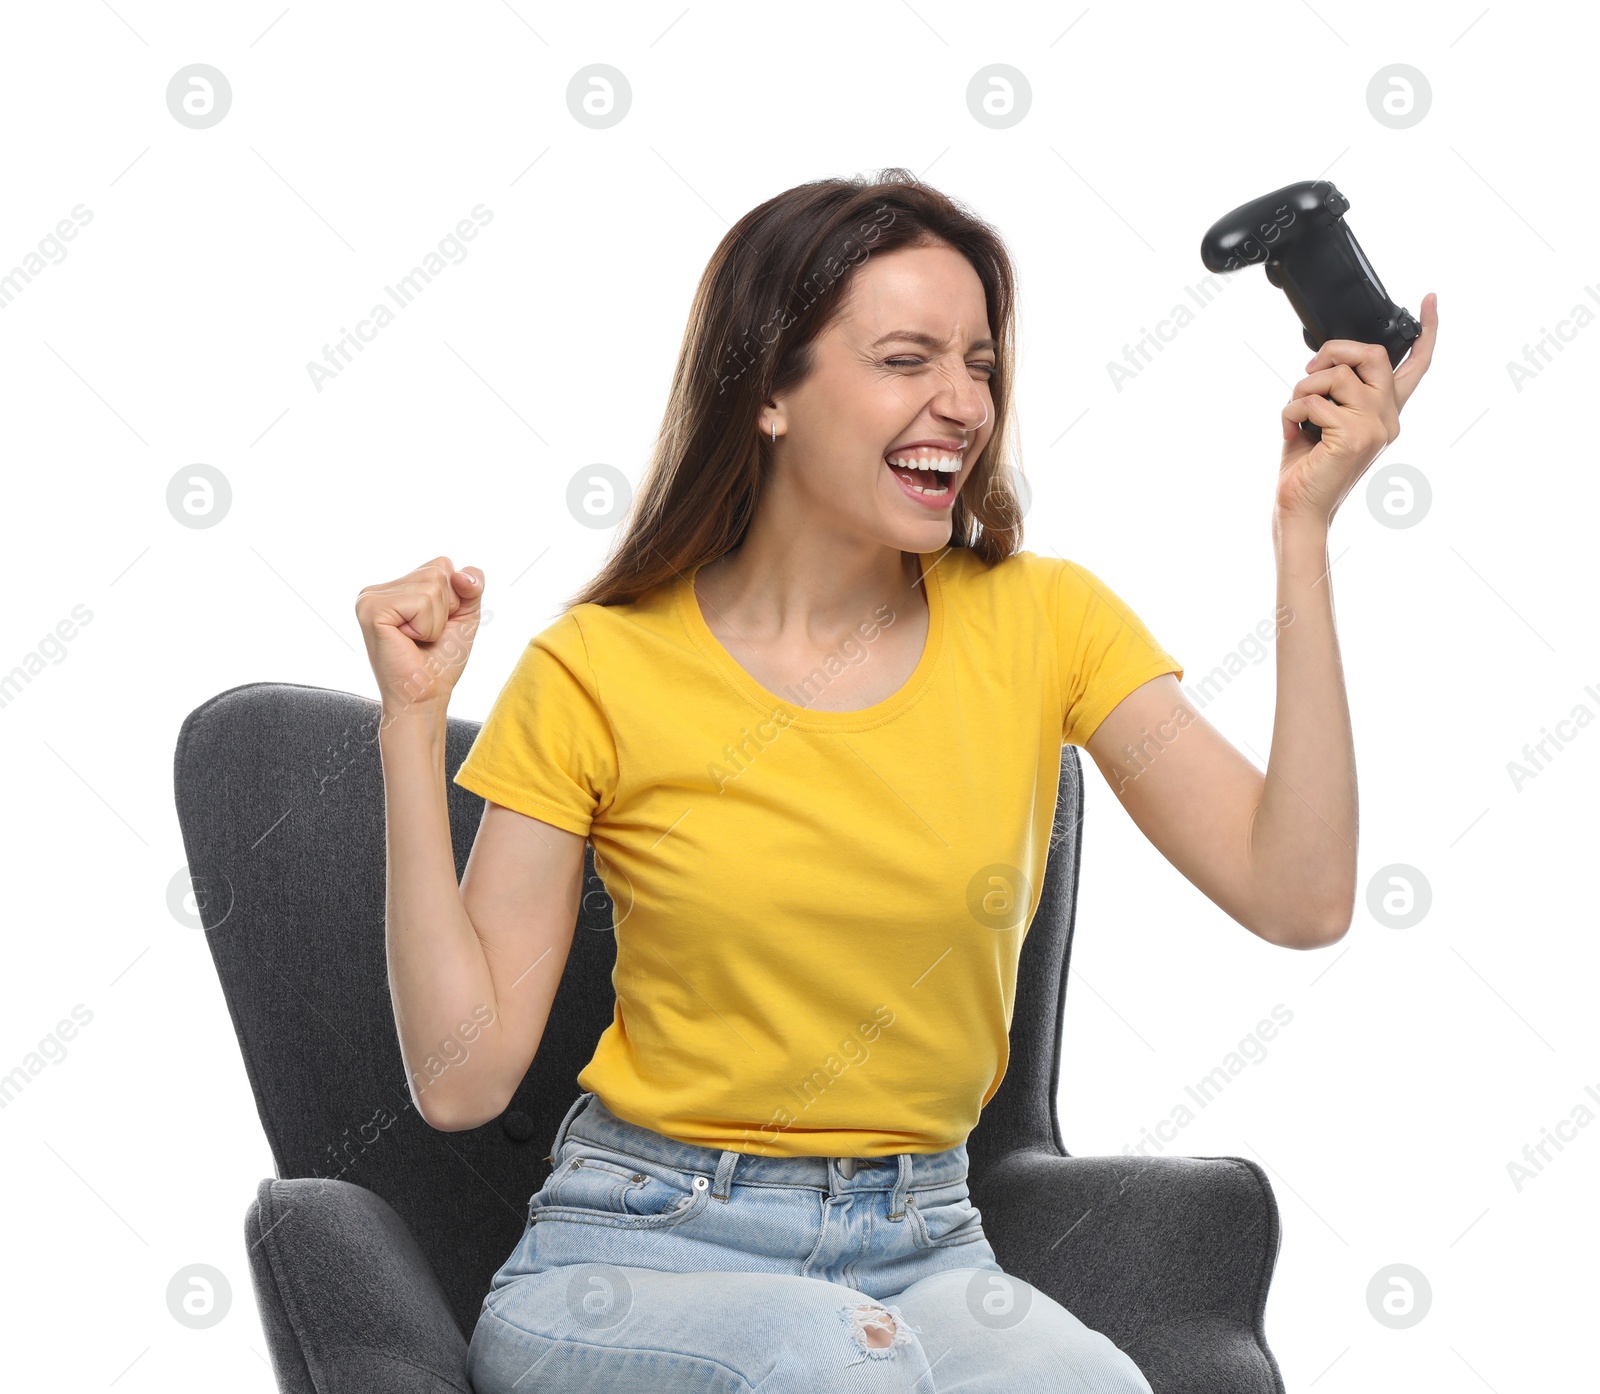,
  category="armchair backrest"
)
[175,681,1087,1338]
